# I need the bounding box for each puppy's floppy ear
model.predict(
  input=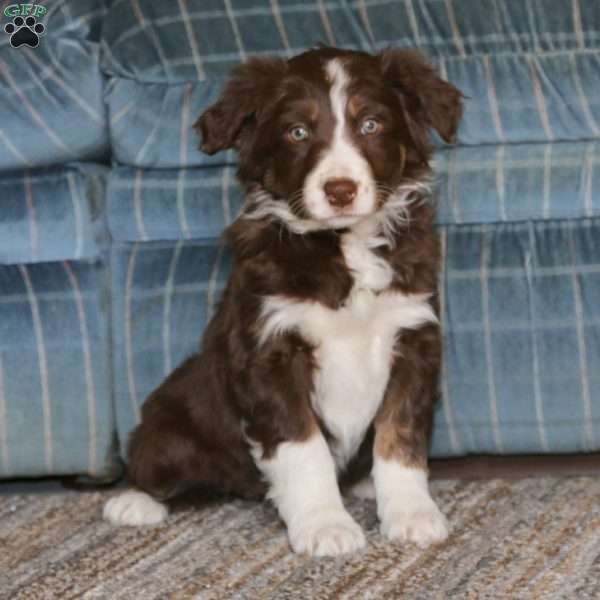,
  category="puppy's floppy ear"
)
[380,49,463,146]
[195,57,287,155]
